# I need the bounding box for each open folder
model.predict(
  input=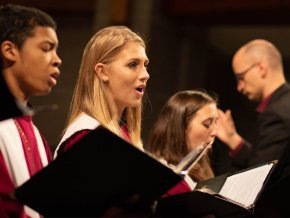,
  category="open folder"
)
[155,160,277,217]
[14,125,208,217]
